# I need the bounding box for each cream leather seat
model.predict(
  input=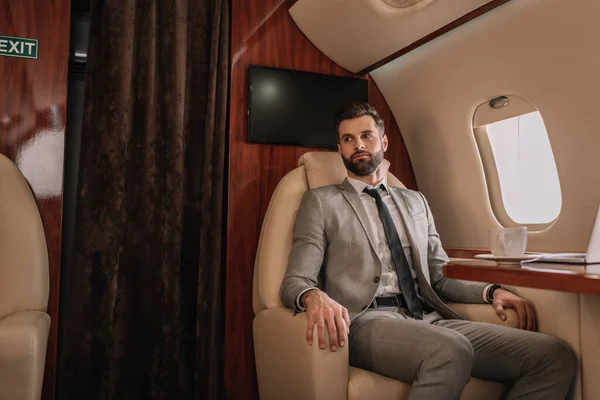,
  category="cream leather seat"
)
[253,151,522,400]
[0,154,50,399]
